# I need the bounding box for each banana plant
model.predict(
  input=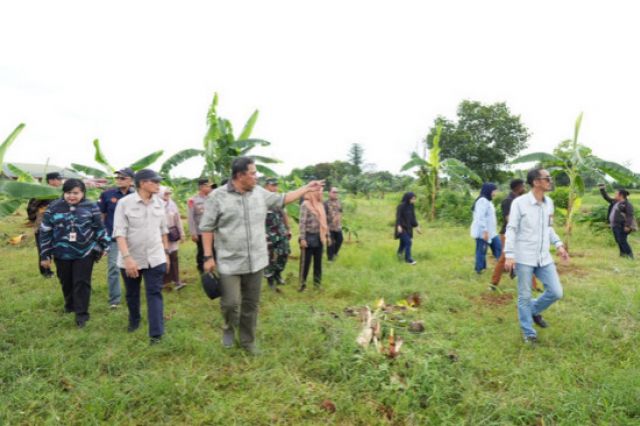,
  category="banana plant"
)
[160,93,280,183]
[71,139,164,180]
[512,112,637,250]
[1,124,61,219]
[401,124,481,220]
